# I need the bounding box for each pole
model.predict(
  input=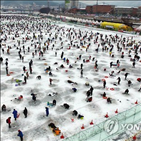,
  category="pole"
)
[96,0,98,15]
[47,0,49,8]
